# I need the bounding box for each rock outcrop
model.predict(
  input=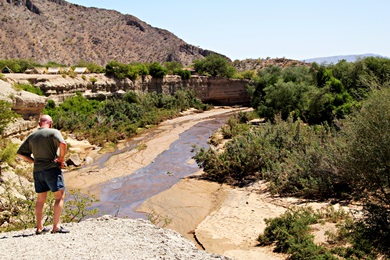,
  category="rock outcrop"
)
[2,73,250,137]
[0,78,46,120]
[5,73,250,105]
[0,78,46,138]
